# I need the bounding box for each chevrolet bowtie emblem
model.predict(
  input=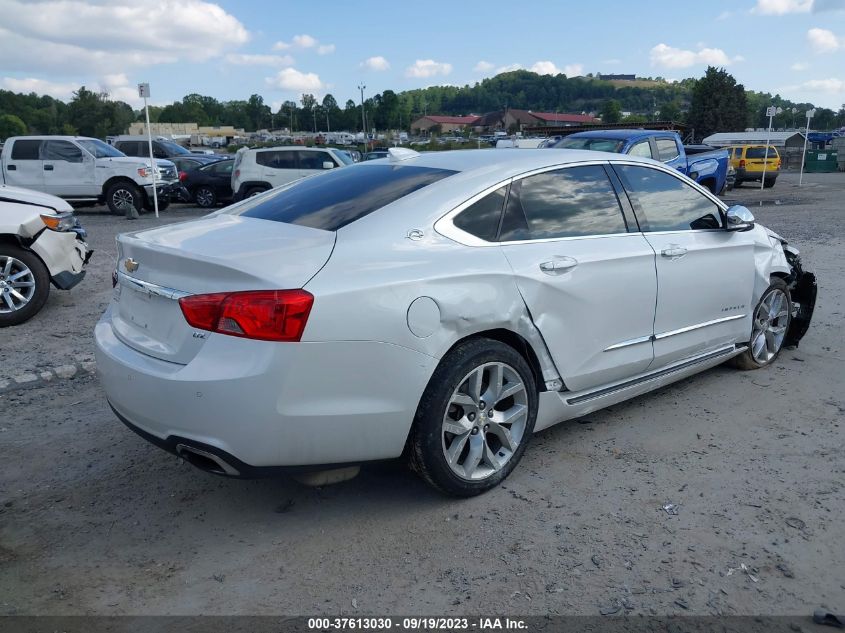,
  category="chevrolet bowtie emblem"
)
[124,258,139,273]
